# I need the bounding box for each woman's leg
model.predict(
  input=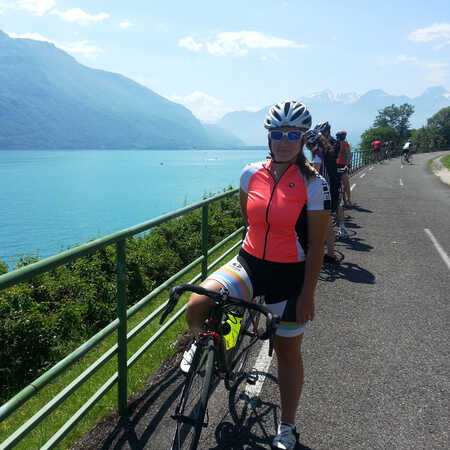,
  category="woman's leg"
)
[185,279,223,335]
[342,173,351,204]
[326,215,336,257]
[274,334,304,424]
